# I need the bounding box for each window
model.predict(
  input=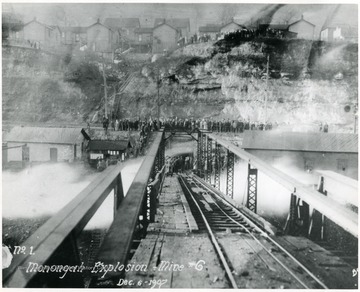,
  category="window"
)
[139,34,142,42]
[75,34,79,41]
[62,32,65,38]
[15,32,19,39]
